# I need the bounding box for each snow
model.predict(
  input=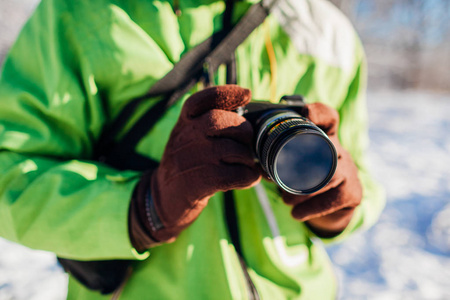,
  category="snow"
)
[1,90,450,299]
[328,89,450,300]
[0,239,67,300]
